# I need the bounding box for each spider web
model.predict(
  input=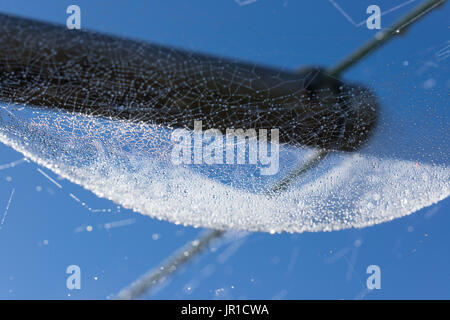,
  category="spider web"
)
[0,13,448,233]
